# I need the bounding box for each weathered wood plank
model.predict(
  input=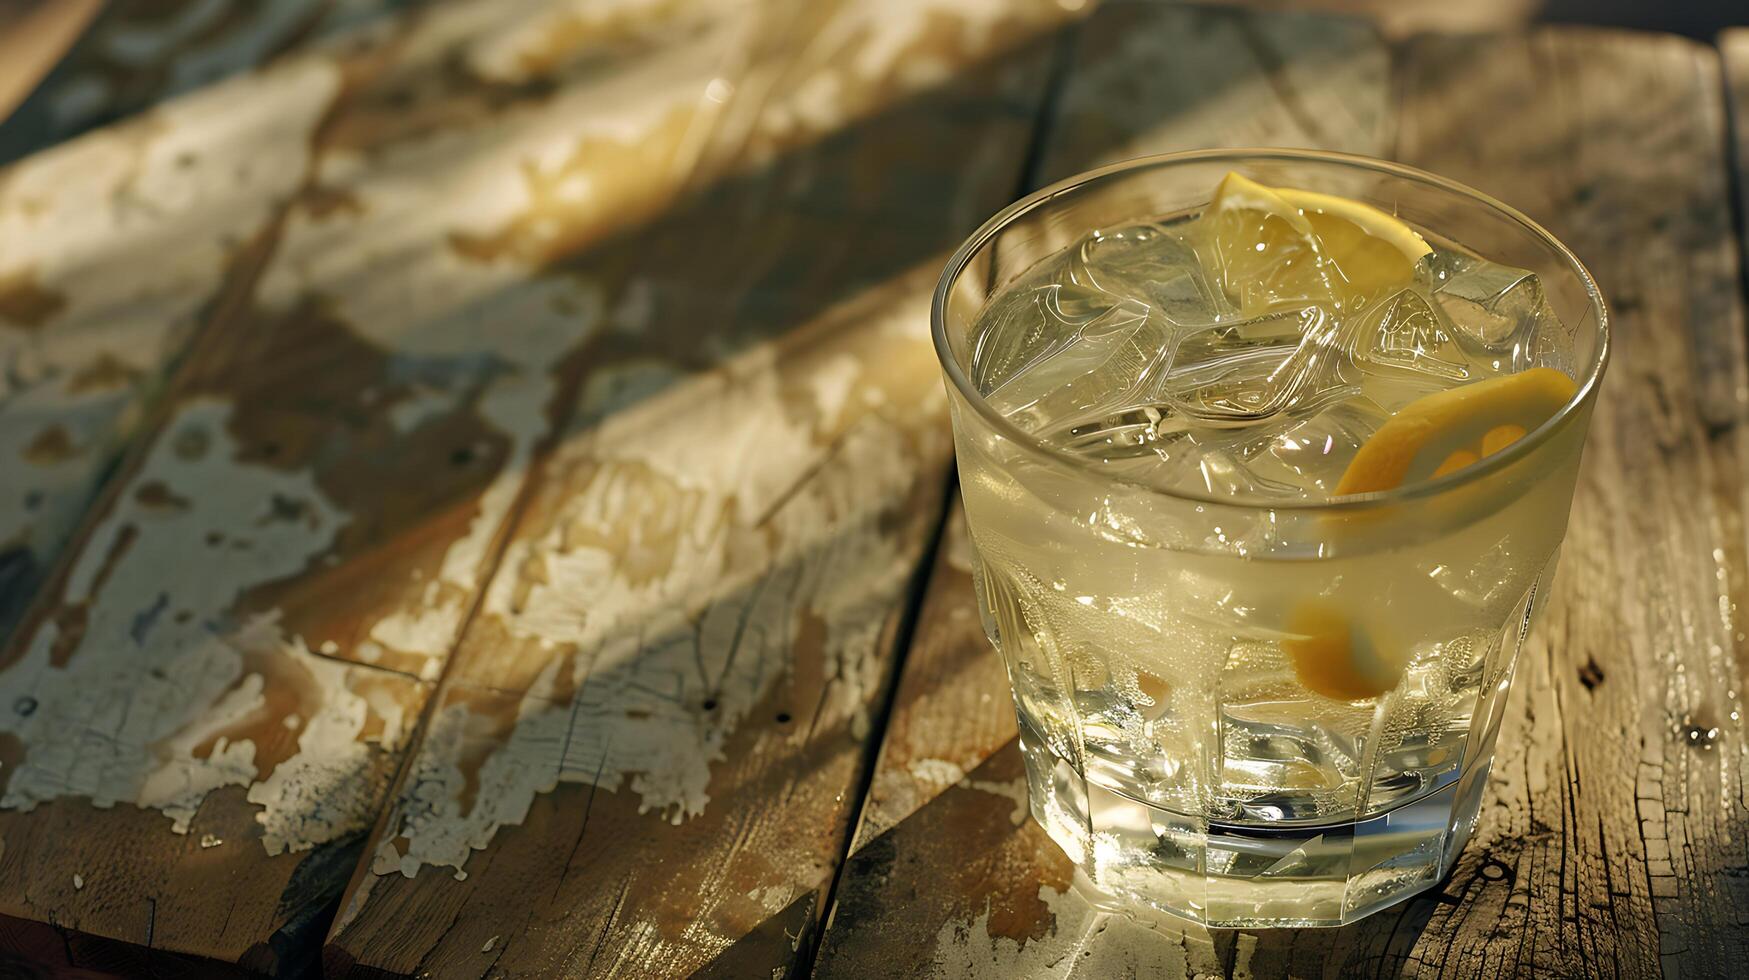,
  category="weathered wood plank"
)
[0,24,345,644]
[814,4,1395,977]
[819,14,1749,980]
[1366,27,1749,978]
[0,0,409,164]
[319,0,1081,976]
[0,0,761,973]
